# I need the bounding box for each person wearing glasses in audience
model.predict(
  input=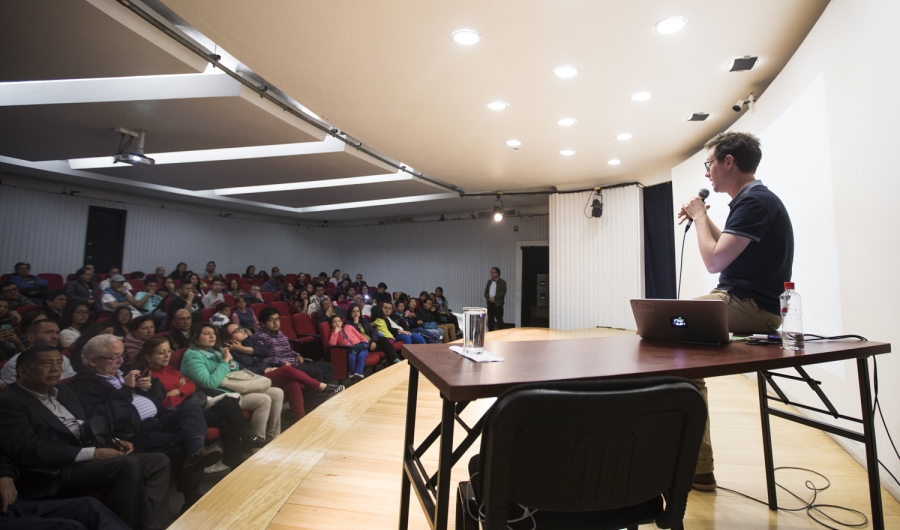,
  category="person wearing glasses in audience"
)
[59,302,92,349]
[0,282,33,313]
[252,307,337,389]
